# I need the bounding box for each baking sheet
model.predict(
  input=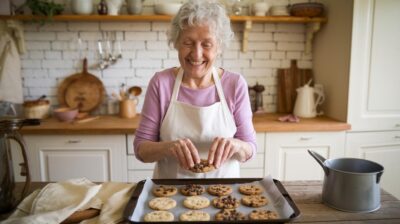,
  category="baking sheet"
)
[127,176,297,222]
